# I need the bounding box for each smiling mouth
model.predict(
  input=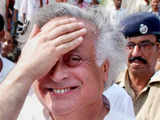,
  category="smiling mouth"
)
[132,60,143,63]
[46,86,79,95]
